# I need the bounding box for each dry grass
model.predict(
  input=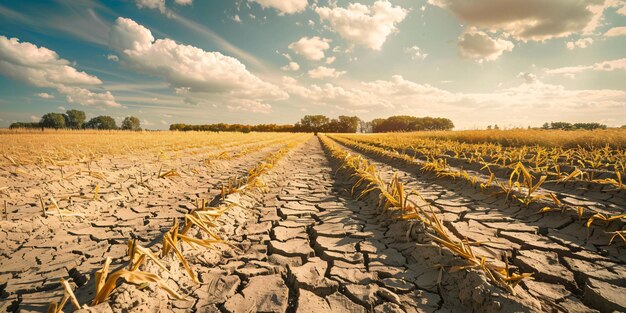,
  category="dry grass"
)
[320,135,532,293]
[382,129,626,149]
[0,129,292,166]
